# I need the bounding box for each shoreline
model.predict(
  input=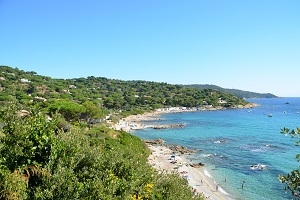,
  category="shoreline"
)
[147,143,235,200]
[112,105,258,199]
[113,103,258,132]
